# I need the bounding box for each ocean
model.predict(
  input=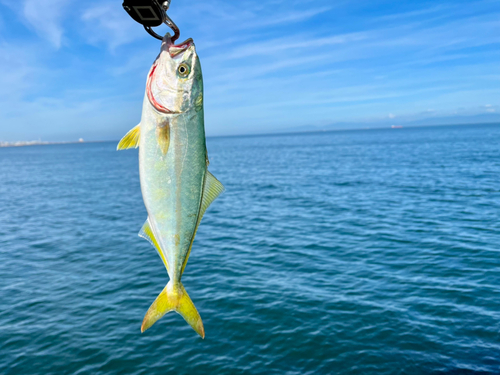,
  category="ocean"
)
[1,123,500,374]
